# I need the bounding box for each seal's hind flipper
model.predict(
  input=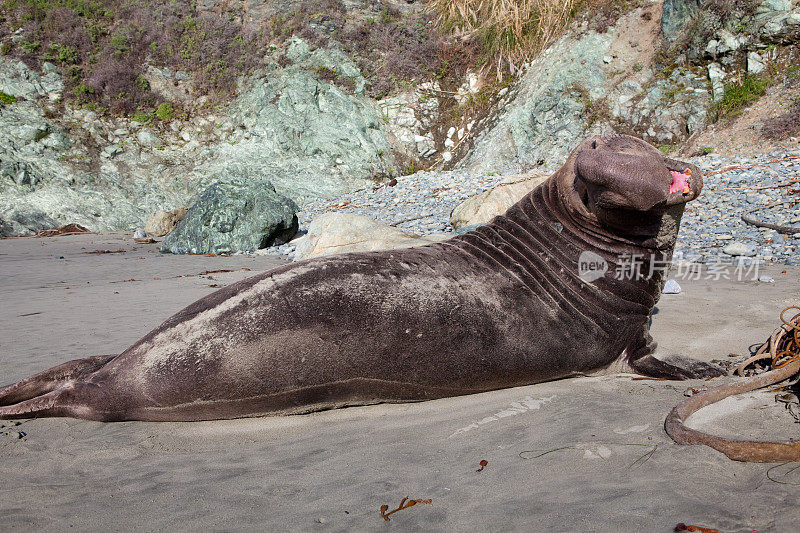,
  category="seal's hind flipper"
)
[0,354,115,407]
[0,379,117,421]
[0,389,66,419]
[631,353,725,380]
[626,325,724,380]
